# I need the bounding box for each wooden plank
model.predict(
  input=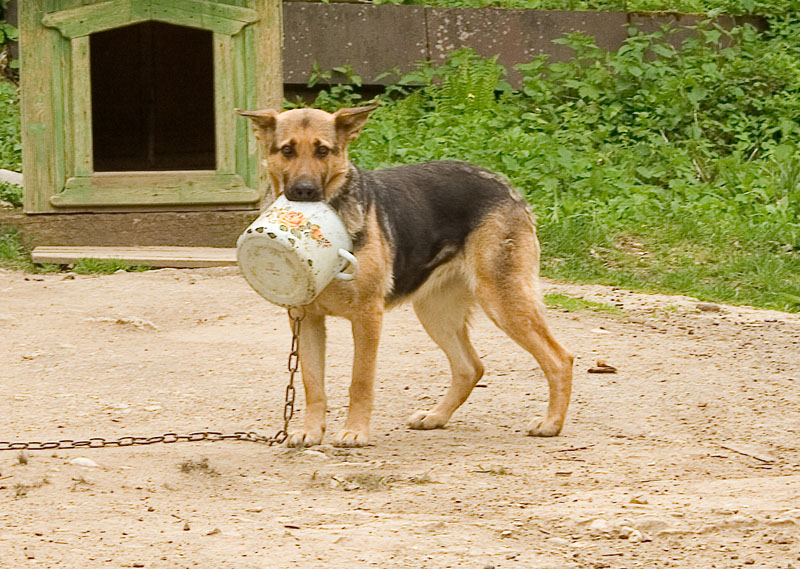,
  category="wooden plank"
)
[242,24,258,189]
[42,0,147,39]
[214,34,236,175]
[50,21,68,190]
[233,31,249,187]
[153,0,258,24]
[255,0,283,111]
[20,1,58,213]
[51,172,260,207]
[31,246,238,268]
[70,36,93,178]
[253,0,283,201]
[150,3,251,35]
